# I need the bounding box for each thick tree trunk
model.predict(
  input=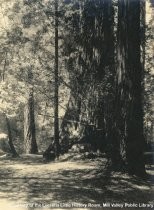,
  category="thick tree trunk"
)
[5,115,19,157]
[126,0,146,177]
[24,90,38,154]
[117,0,146,177]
